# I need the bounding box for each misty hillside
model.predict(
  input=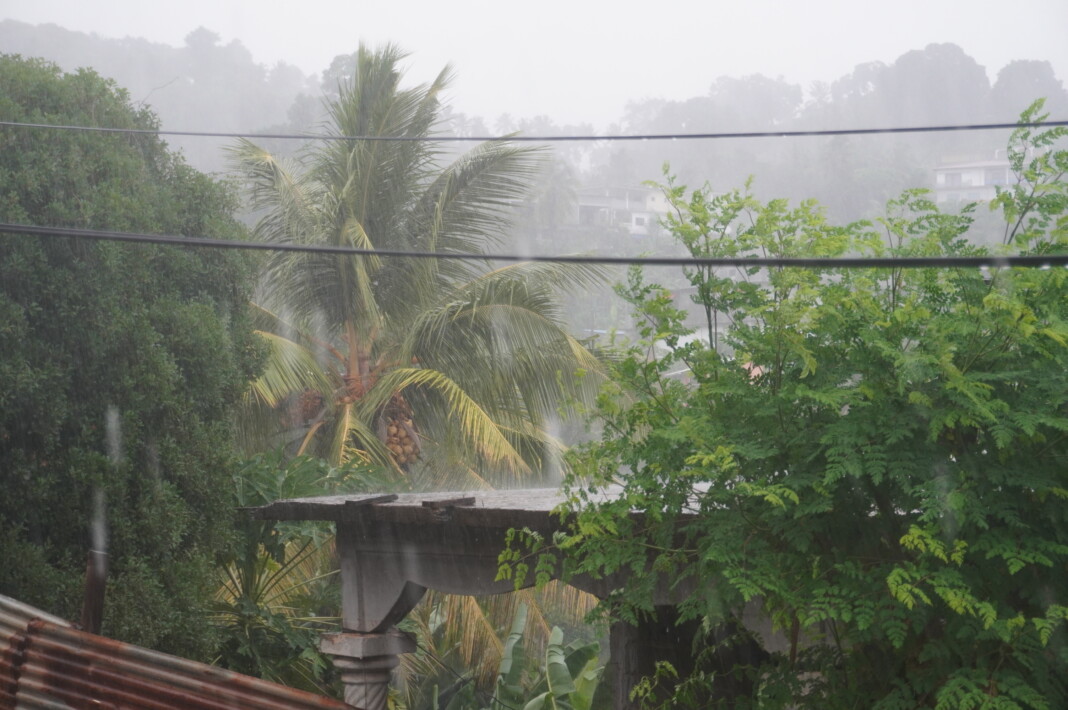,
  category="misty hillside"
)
[6,19,1067,334]
[0,20,318,172]
[5,19,1068,239]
